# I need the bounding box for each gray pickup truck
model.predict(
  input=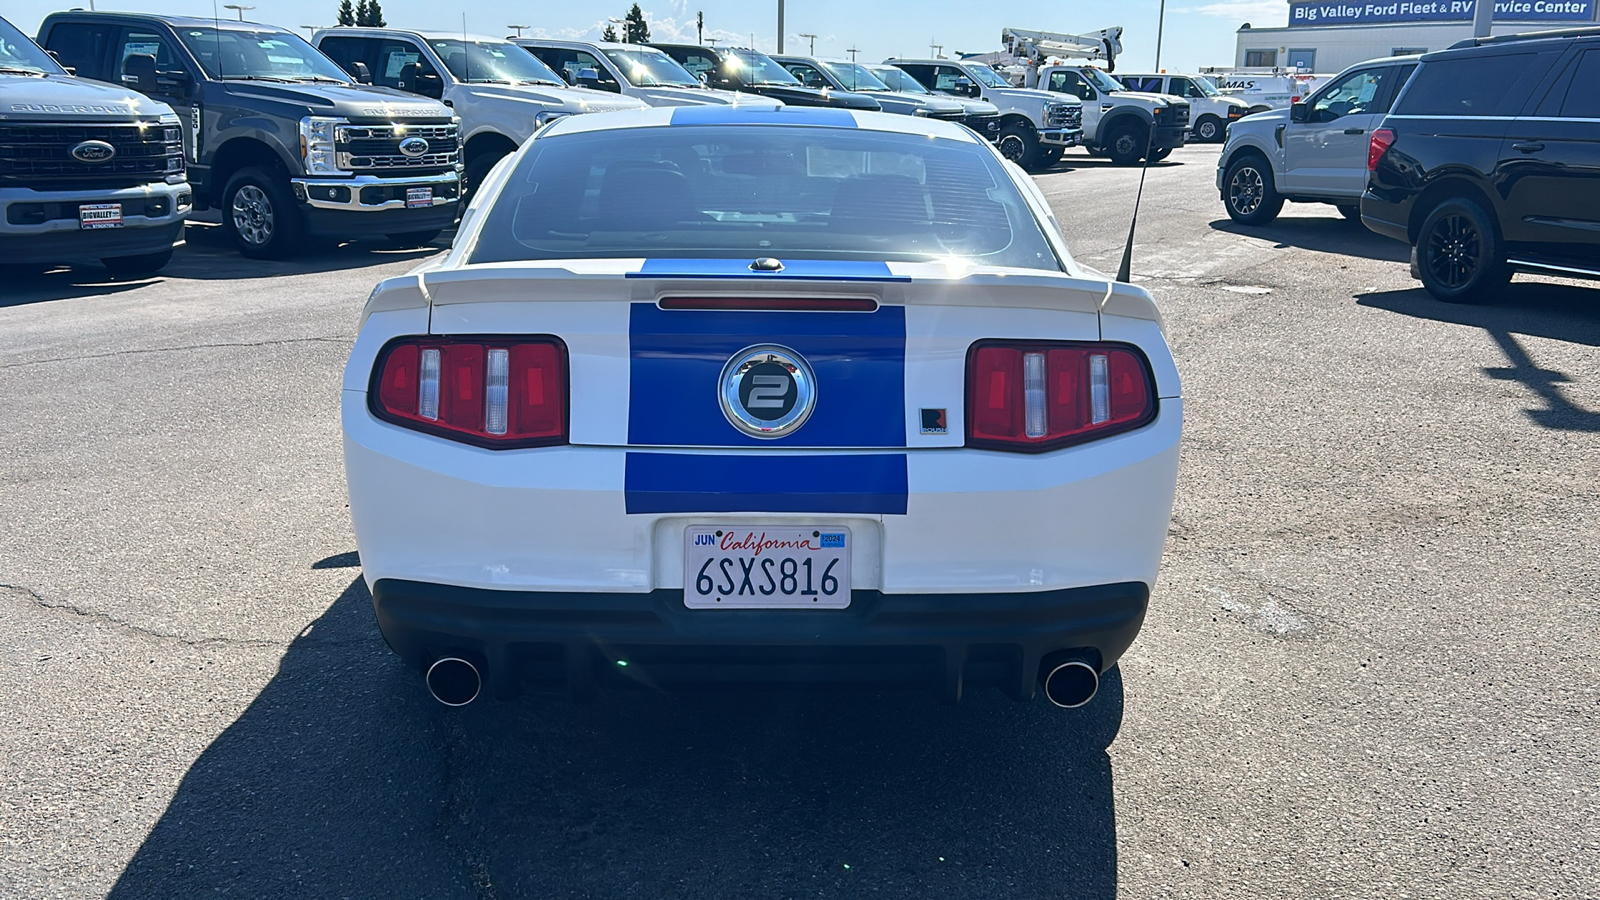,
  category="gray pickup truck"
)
[38,12,462,259]
[0,15,188,276]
